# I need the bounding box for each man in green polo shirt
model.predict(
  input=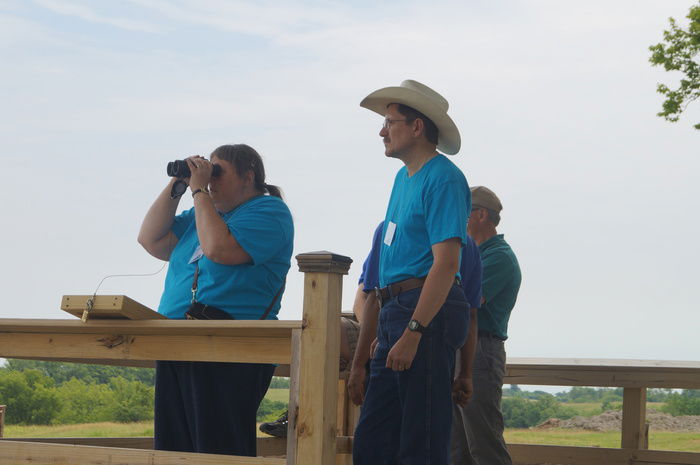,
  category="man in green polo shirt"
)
[451,186,522,465]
